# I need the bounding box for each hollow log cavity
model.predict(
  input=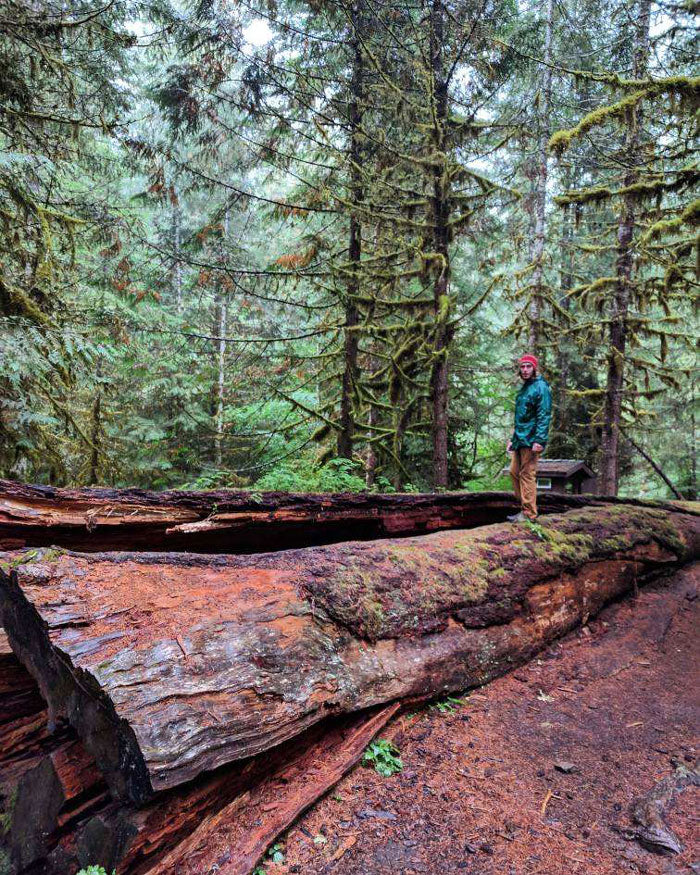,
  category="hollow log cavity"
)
[1,503,697,805]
